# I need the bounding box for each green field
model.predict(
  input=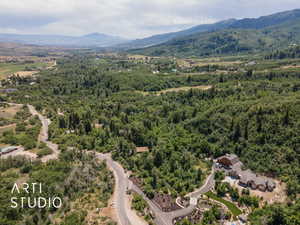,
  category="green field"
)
[205,191,242,217]
[0,62,49,79]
